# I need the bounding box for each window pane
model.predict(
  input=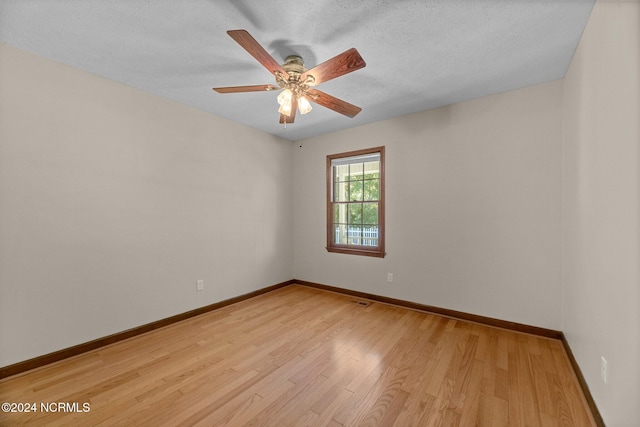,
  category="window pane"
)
[362,202,378,226]
[363,178,379,201]
[362,226,379,247]
[334,182,348,202]
[349,163,364,181]
[349,180,363,202]
[333,203,348,224]
[335,224,348,245]
[347,225,362,245]
[334,164,349,182]
[364,160,379,176]
[348,203,363,226]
